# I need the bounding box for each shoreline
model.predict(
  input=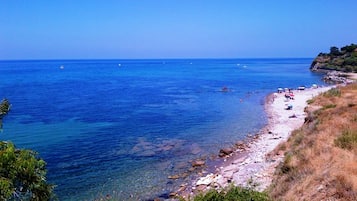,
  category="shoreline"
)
[177,85,334,199]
